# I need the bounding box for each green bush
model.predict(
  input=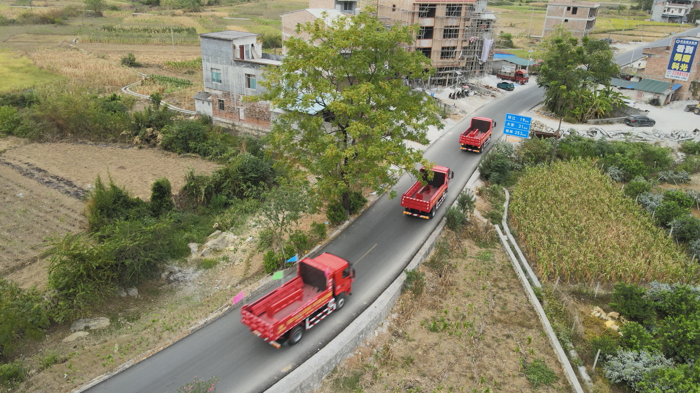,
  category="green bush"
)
[457,189,476,215]
[0,279,50,359]
[590,329,621,360]
[681,141,700,155]
[610,282,656,324]
[326,201,348,225]
[522,358,559,389]
[517,137,554,167]
[635,362,700,393]
[479,141,519,185]
[257,228,274,250]
[670,215,700,243]
[263,250,279,274]
[619,321,660,352]
[289,230,310,256]
[310,222,327,242]
[0,91,39,108]
[86,176,150,232]
[0,361,26,388]
[120,53,140,67]
[659,312,700,362]
[677,155,700,174]
[348,191,367,215]
[160,121,208,154]
[445,206,467,231]
[199,258,218,269]
[652,285,700,319]
[655,201,690,227]
[0,105,20,135]
[403,270,425,296]
[625,176,652,199]
[150,178,174,217]
[664,189,695,208]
